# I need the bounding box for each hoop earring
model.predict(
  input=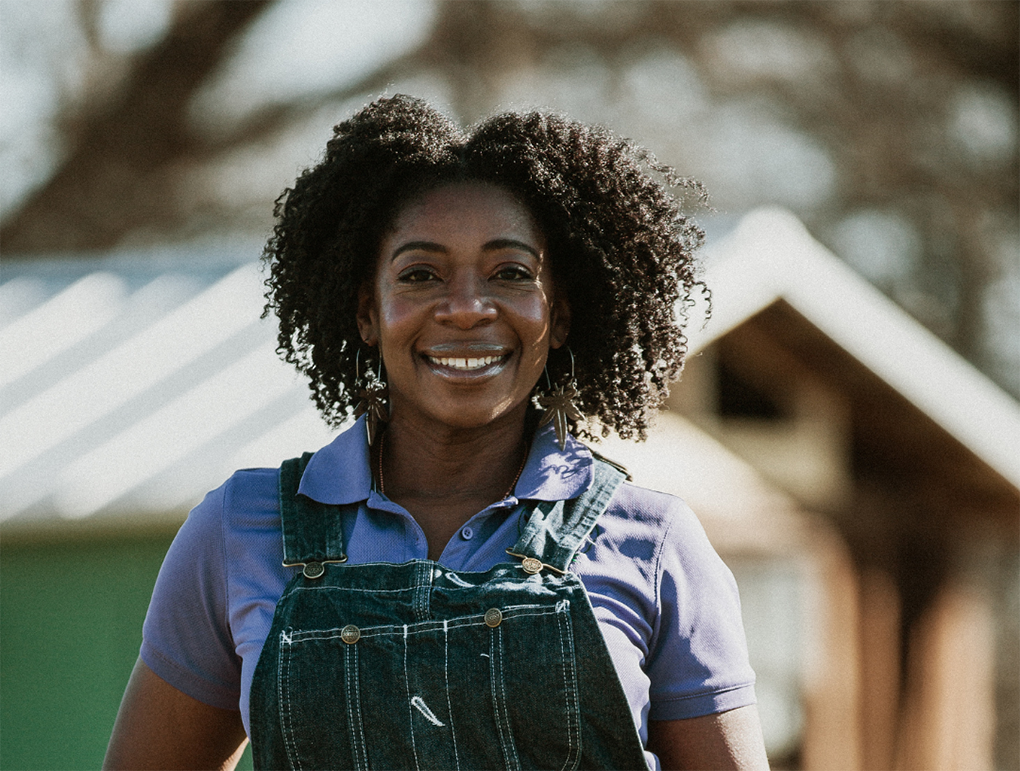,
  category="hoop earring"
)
[536,347,583,451]
[354,349,389,446]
